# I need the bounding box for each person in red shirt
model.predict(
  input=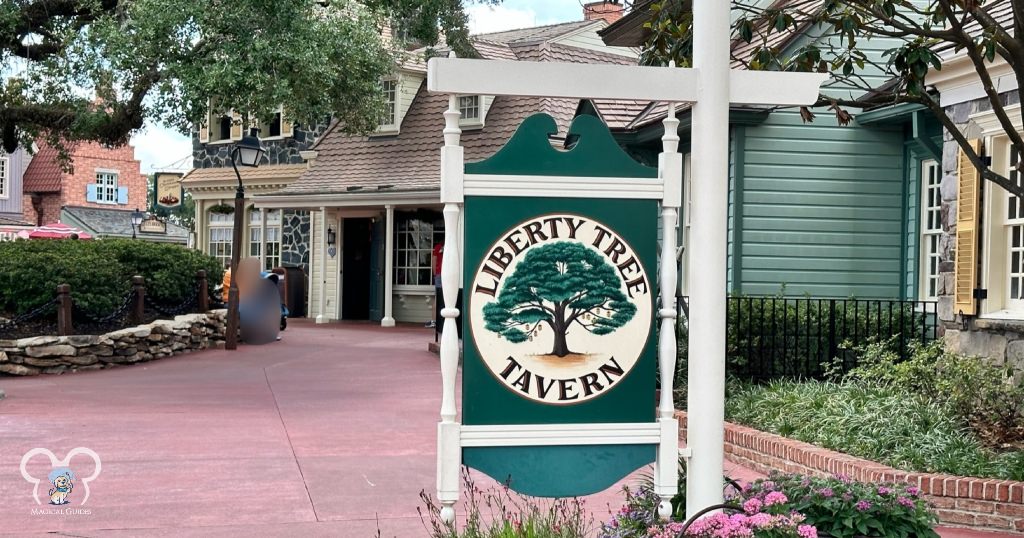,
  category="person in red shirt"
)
[433,242,444,287]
